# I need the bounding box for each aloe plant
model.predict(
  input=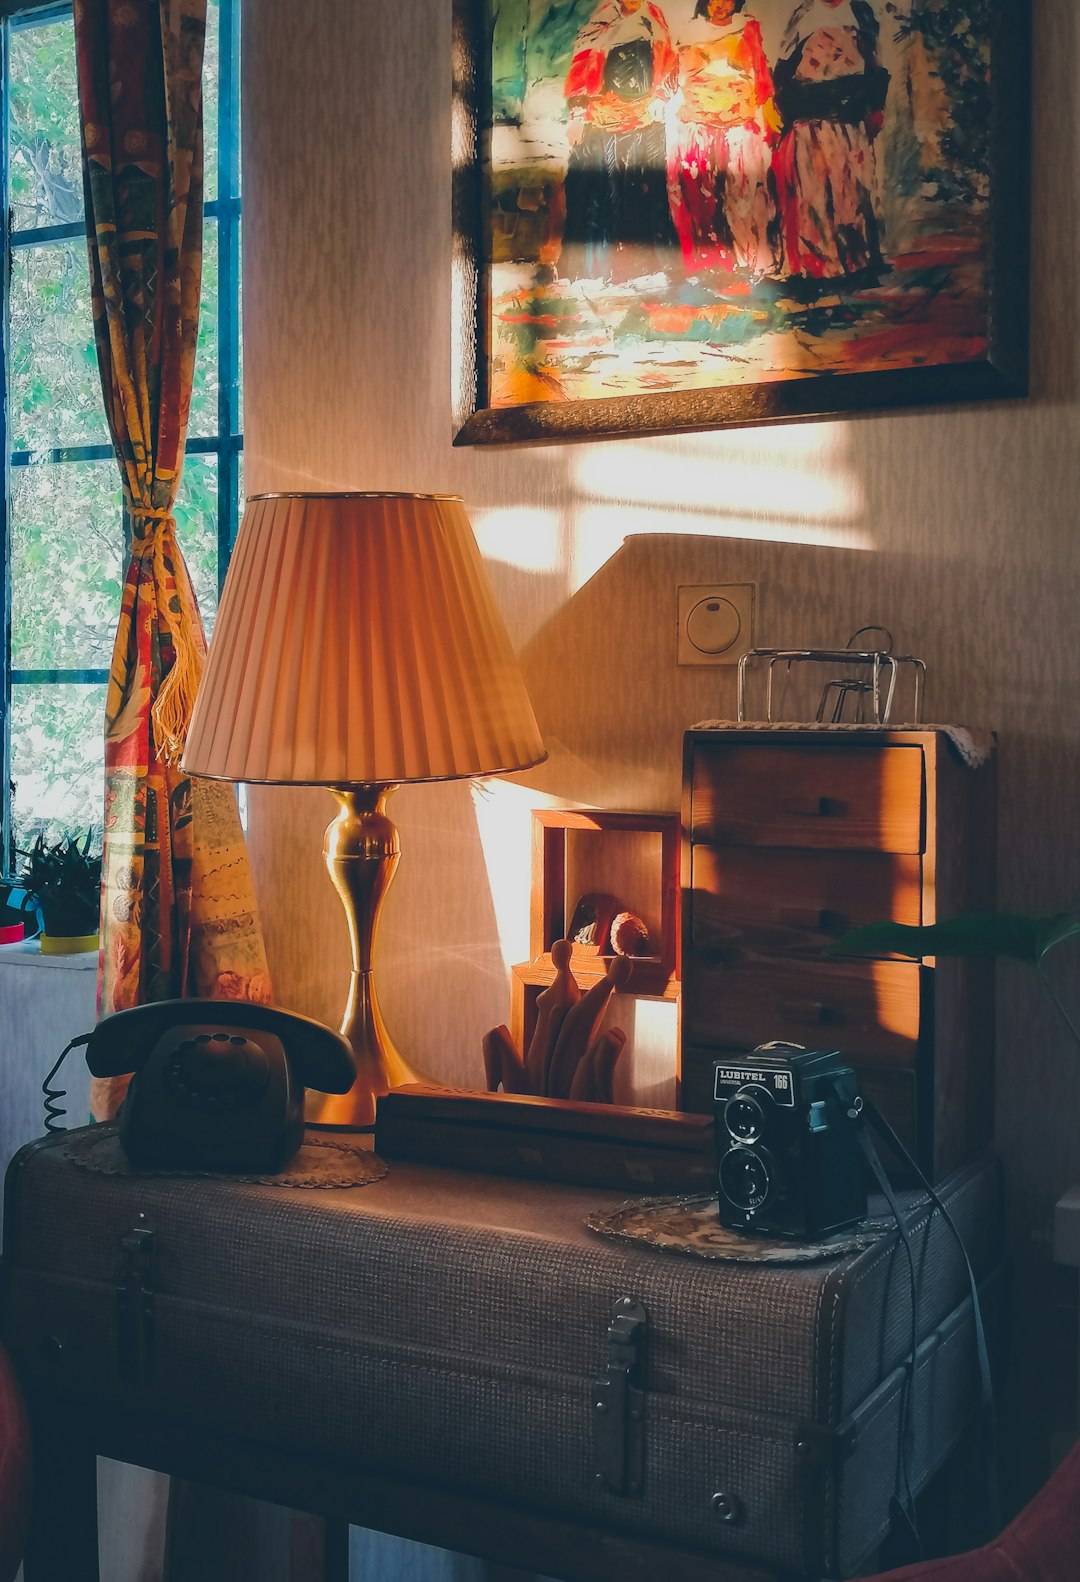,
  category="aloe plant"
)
[19,830,102,939]
[831,912,1080,1049]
